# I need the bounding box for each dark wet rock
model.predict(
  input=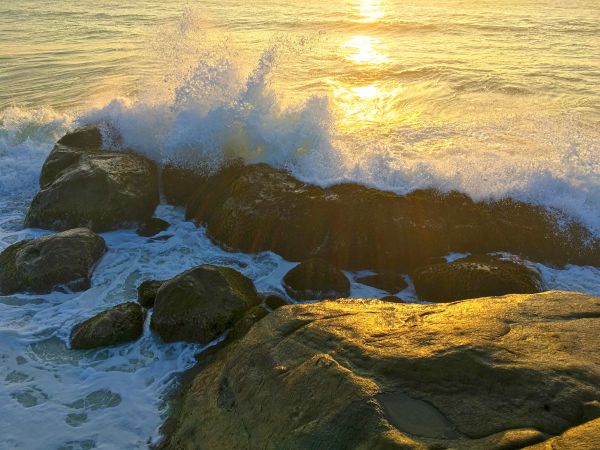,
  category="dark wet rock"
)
[356,273,408,293]
[159,291,600,450]
[264,294,288,310]
[229,305,269,341]
[380,295,407,303]
[162,165,207,206]
[411,254,543,302]
[137,218,169,237]
[0,228,106,295]
[70,302,145,350]
[282,258,350,301]
[150,265,261,344]
[26,127,159,232]
[137,279,165,308]
[184,163,600,271]
[56,126,103,150]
